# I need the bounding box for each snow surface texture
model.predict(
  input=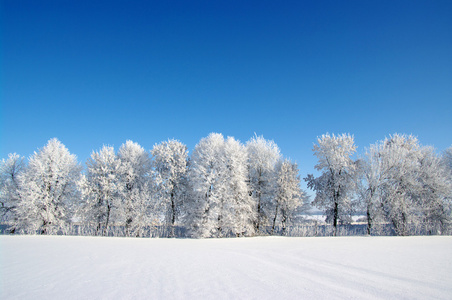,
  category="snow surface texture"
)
[1,236,451,299]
